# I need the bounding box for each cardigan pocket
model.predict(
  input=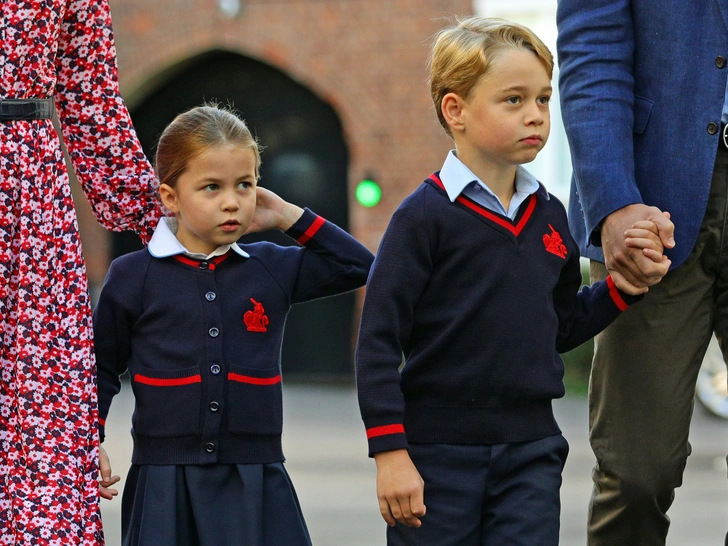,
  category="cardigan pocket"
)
[226,364,283,435]
[131,365,202,437]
